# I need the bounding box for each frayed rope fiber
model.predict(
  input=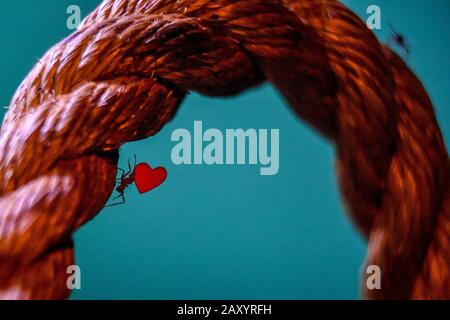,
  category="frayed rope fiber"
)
[0,0,449,299]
